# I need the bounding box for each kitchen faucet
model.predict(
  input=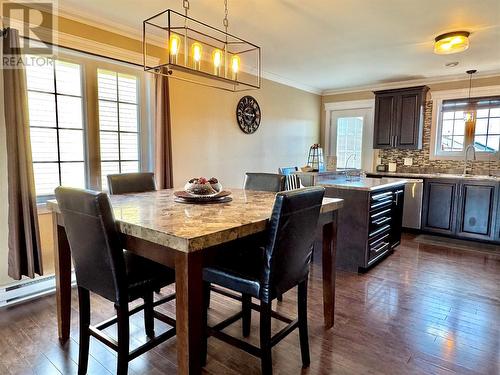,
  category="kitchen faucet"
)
[463,144,476,175]
[344,153,357,170]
